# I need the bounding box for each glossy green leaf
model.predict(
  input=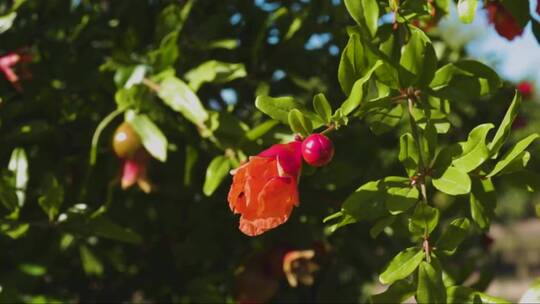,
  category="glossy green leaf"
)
[342,180,388,222]
[457,0,478,24]
[8,148,28,207]
[38,174,64,221]
[488,92,521,157]
[338,34,368,94]
[399,133,419,177]
[409,203,440,237]
[255,96,304,124]
[399,26,437,87]
[487,133,539,177]
[184,60,246,91]
[436,218,470,255]
[366,103,404,135]
[344,0,379,37]
[452,123,494,173]
[19,263,47,277]
[370,216,396,238]
[371,280,416,304]
[126,112,168,162]
[385,183,419,215]
[245,120,279,141]
[417,259,447,304]
[379,247,424,284]
[470,178,496,230]
[288,109,313,137]
[430,60,501,100]
[313,93,332,124]
[203,156,231,196]
[157,75,209,127]
[341,60,382,115]
[432,166,471,196]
